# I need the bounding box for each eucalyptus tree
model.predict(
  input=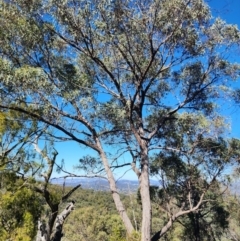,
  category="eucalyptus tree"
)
[148,113,240,240]
[0,0,240,240]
